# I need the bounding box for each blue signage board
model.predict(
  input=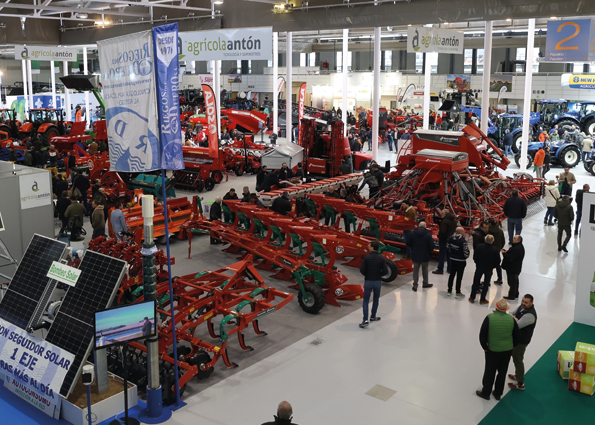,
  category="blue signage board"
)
[545,19,595,62]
